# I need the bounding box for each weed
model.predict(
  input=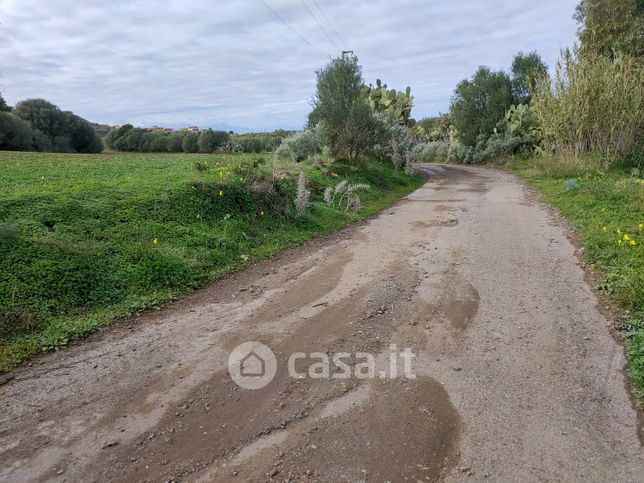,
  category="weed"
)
[294,171,310,216]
